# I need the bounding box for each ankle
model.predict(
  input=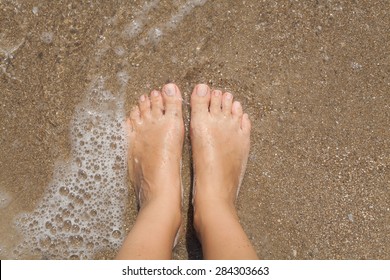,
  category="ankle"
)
[193,199,238,234]
[139,198,182,230]
[192,179,239,208]
[137,178,182,210]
